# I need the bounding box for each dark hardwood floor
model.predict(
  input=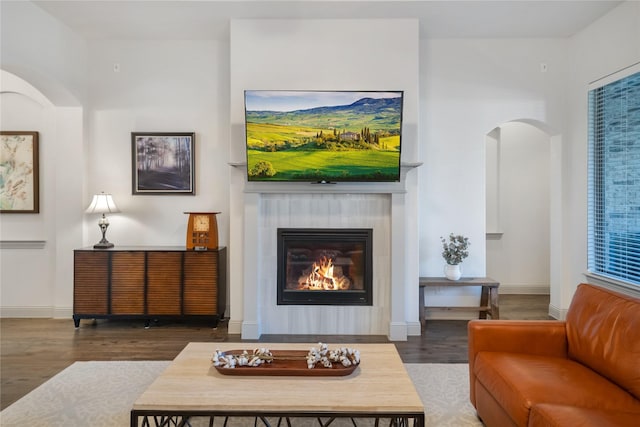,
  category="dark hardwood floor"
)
[0,294,549,410]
